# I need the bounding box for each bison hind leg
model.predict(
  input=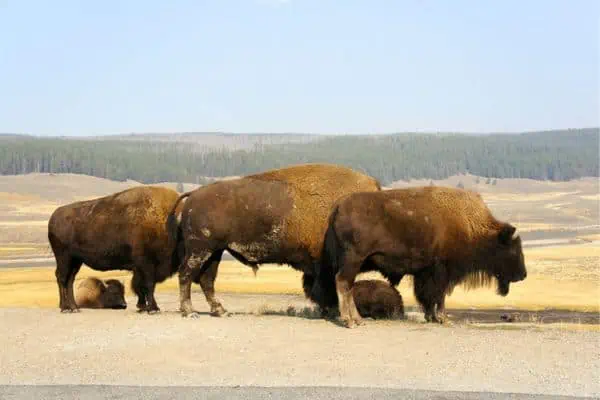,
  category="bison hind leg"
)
[335,252,365,329]
[54,252,83,313]
[131,266,160,314]
[197,250,228,317]
[179,250,215,318]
